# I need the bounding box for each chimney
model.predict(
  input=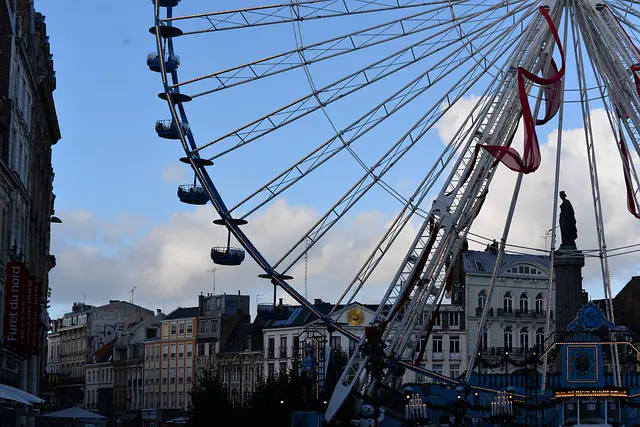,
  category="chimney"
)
[278,298,283,307]
[314,298,322,305]
[157,309,162,314]
[238,290,241,296]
